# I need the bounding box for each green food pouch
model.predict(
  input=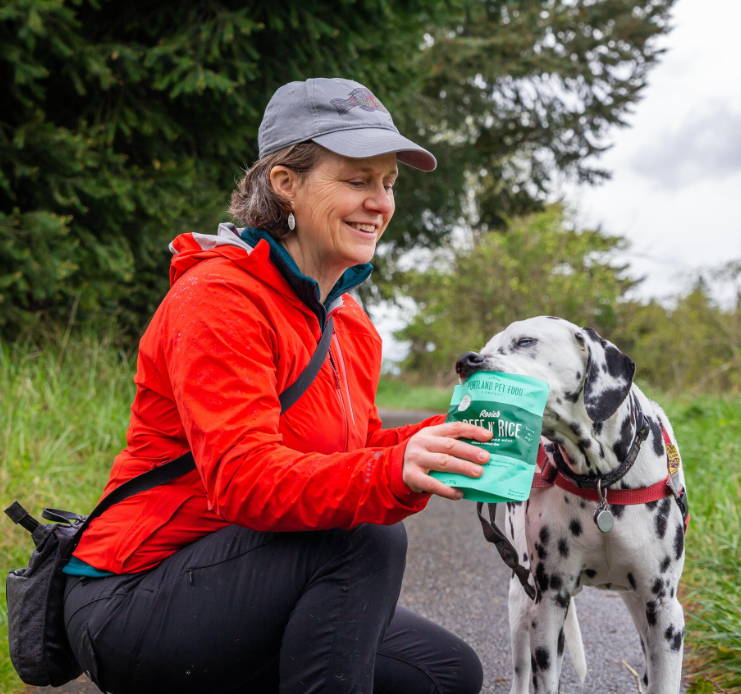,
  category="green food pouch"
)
[430,371,550,503]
